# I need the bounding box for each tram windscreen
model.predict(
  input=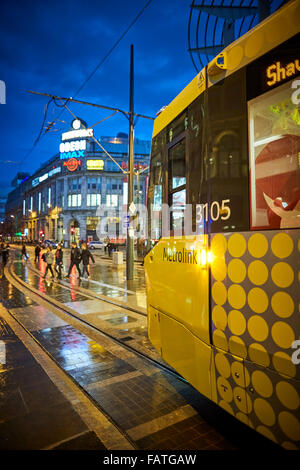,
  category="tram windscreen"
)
[148,150,163,240]
[248,80,300,229]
